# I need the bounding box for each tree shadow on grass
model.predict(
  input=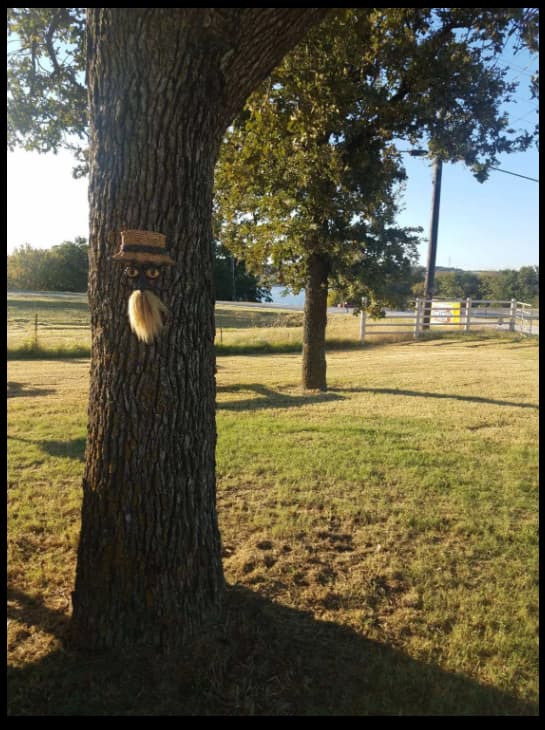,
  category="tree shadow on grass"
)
[7,381,57,399]
[7,434,86,460]
[217,383,537,413]
[217,383,344,412]
[7,585,537,716]
[398,333,532,345]
[329,386,538,411]
[8,588,70,645]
